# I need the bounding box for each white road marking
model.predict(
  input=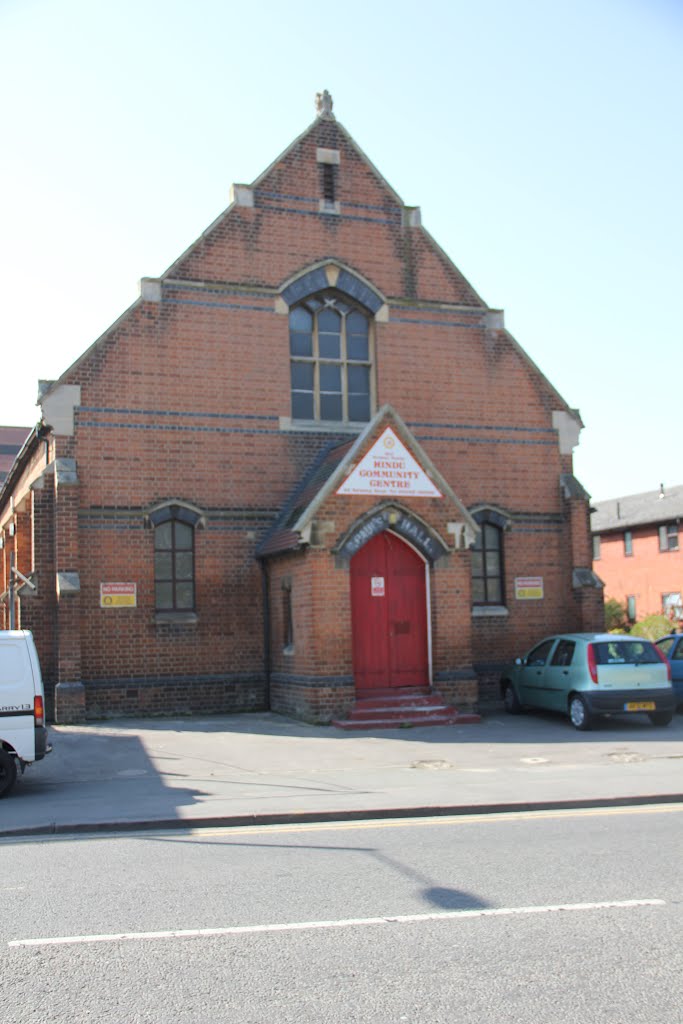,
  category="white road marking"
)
[8,899,665,948]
